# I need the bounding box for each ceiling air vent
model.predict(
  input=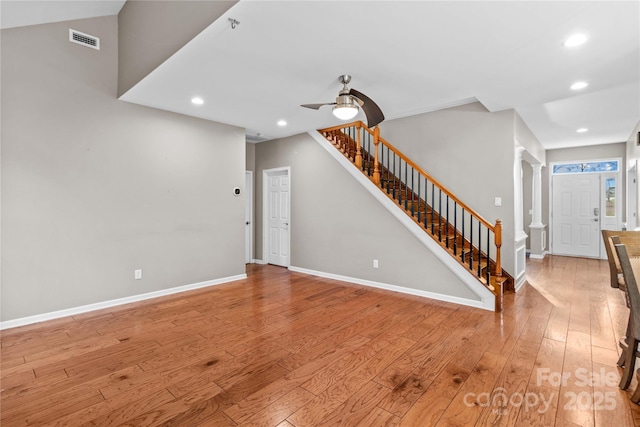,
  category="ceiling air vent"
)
[246,133,269,144]
[69,29,100,50]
